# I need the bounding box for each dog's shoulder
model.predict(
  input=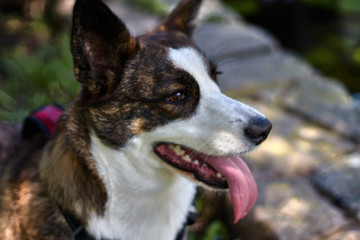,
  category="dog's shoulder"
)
[0,126,70,239]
